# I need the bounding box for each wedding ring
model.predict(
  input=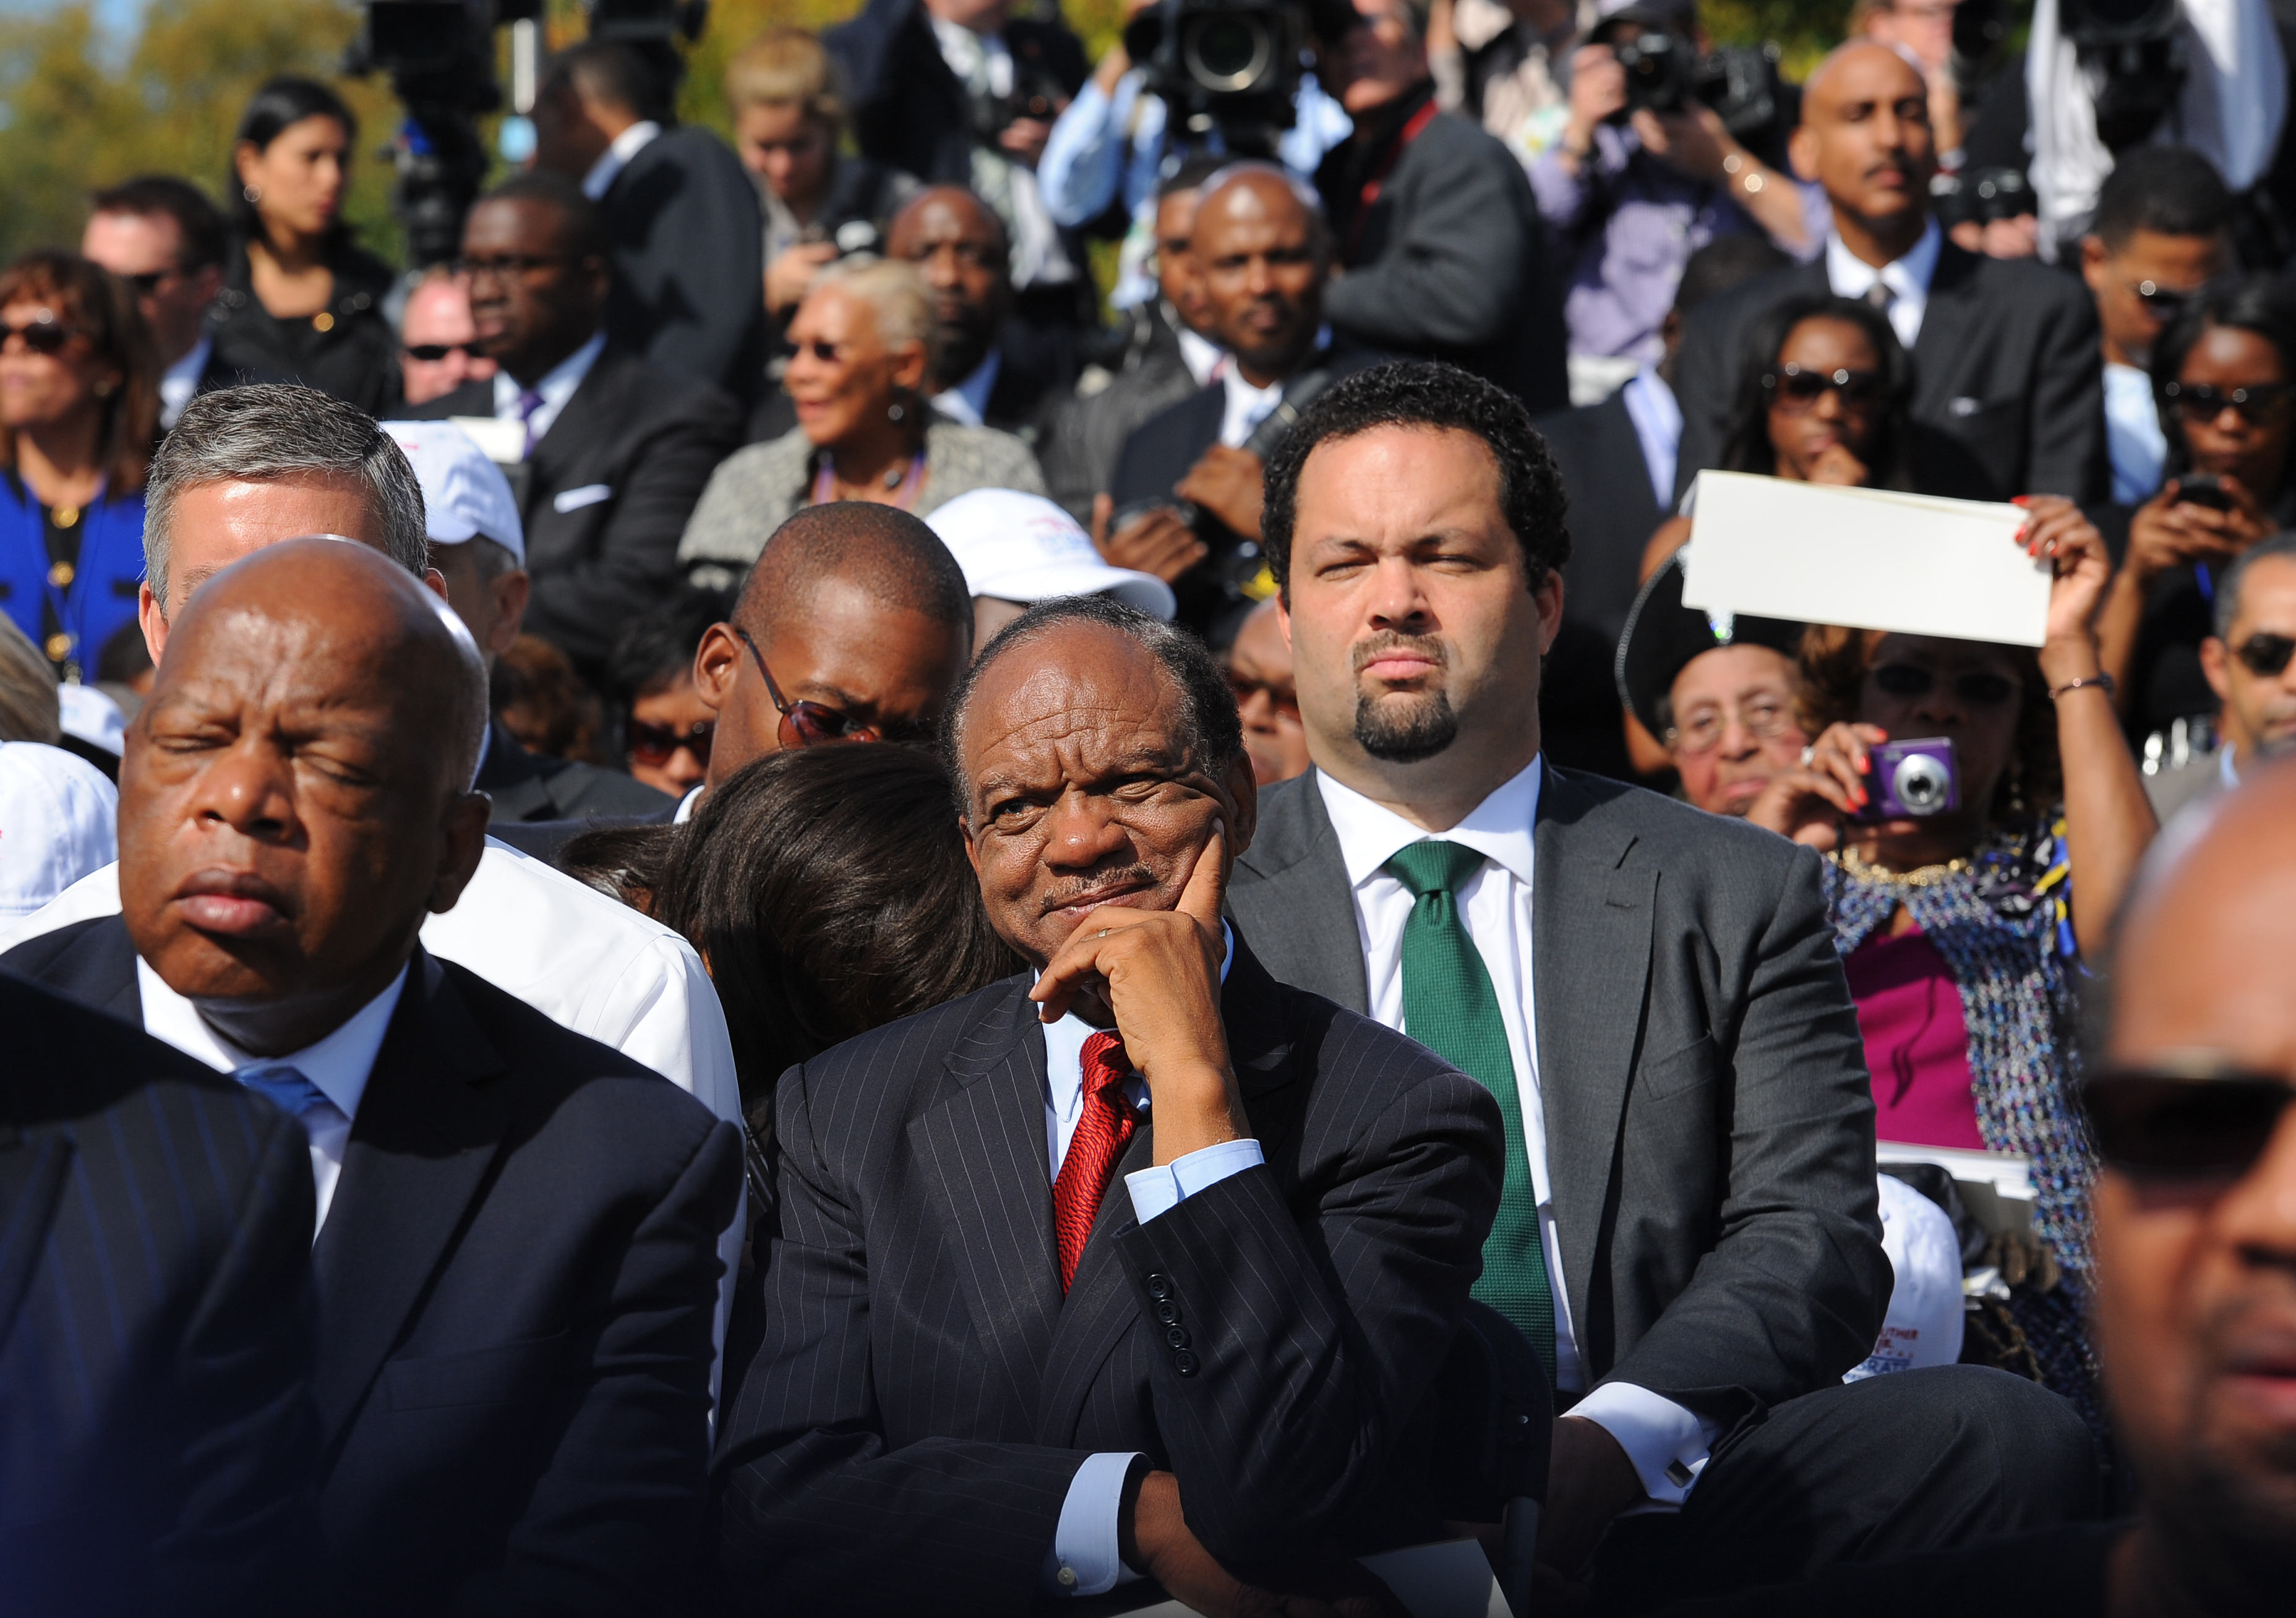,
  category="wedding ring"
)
[1801,745,1815,764]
